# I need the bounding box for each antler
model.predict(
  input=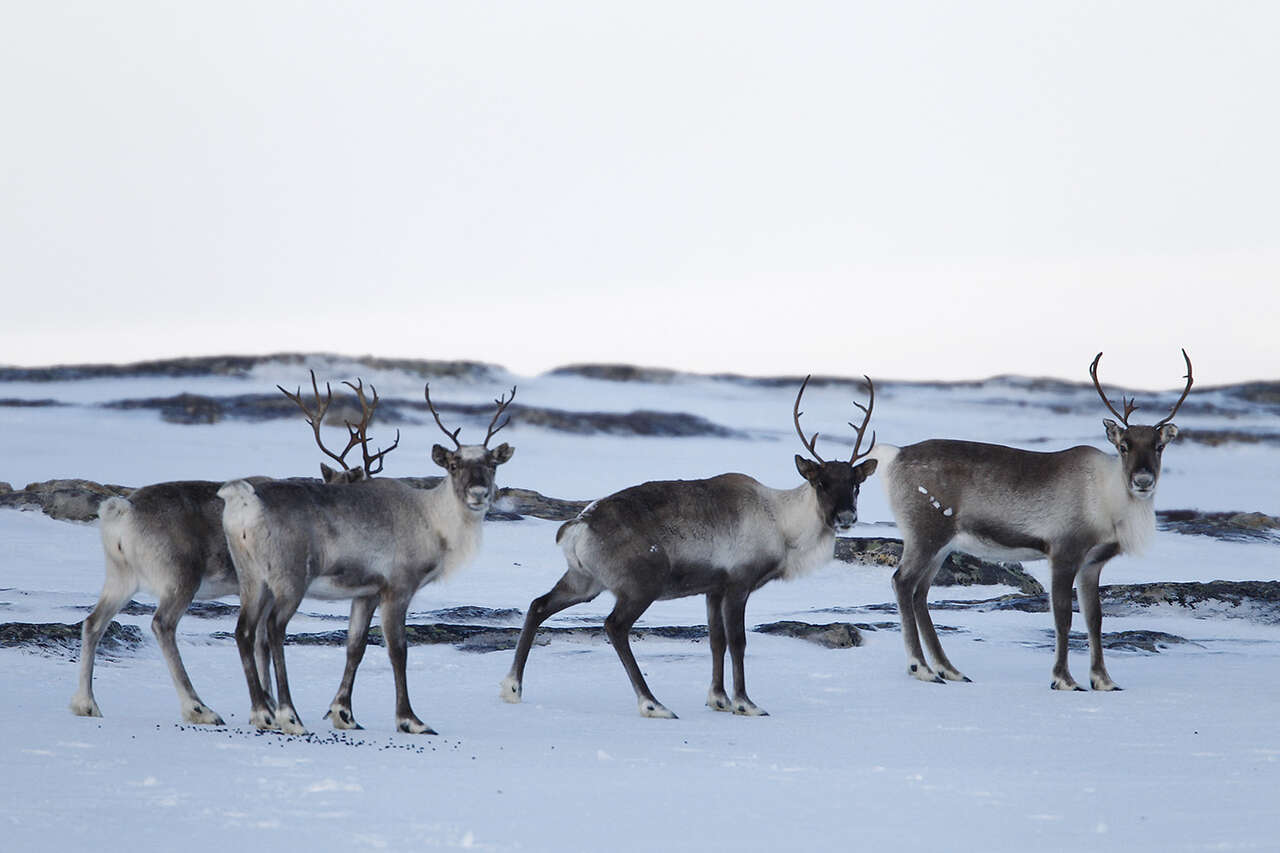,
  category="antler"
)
[423,384,462,449]
[1089,352,1139,426]
[278,370,364,472]
[1155,348,1194,427]
[483,386,517,447]
[793,375,825,462]
[848,375,876,463]
[341,378,400,476]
